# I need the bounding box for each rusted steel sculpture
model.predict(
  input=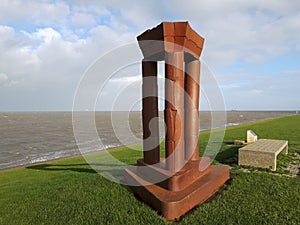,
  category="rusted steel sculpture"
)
[124,22,230,221]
